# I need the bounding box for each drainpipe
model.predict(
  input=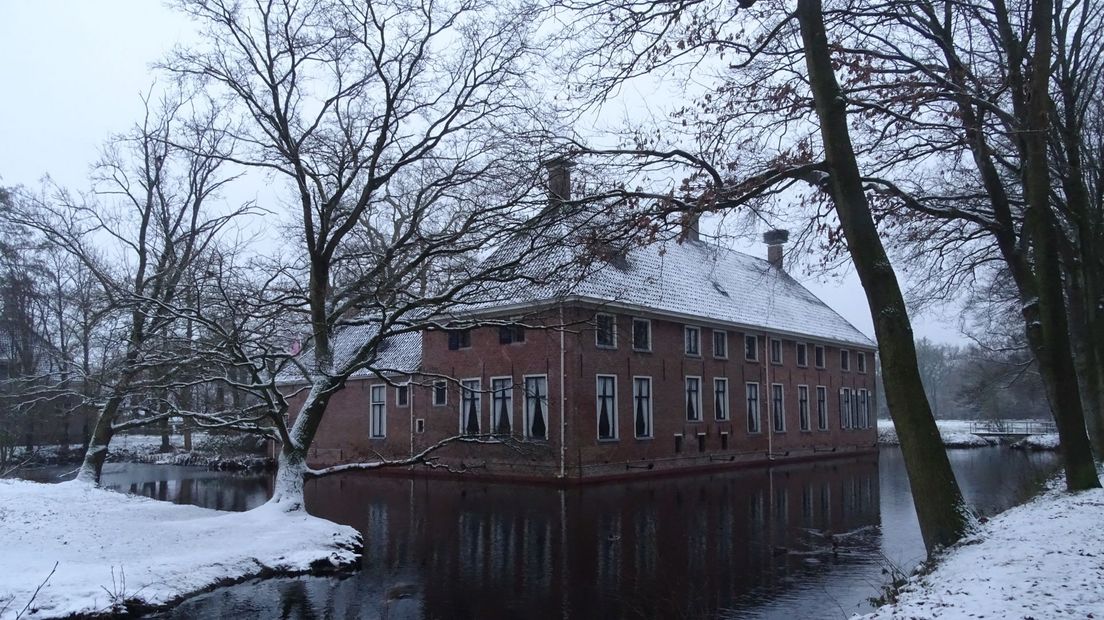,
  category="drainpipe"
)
[559,304,567,479]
